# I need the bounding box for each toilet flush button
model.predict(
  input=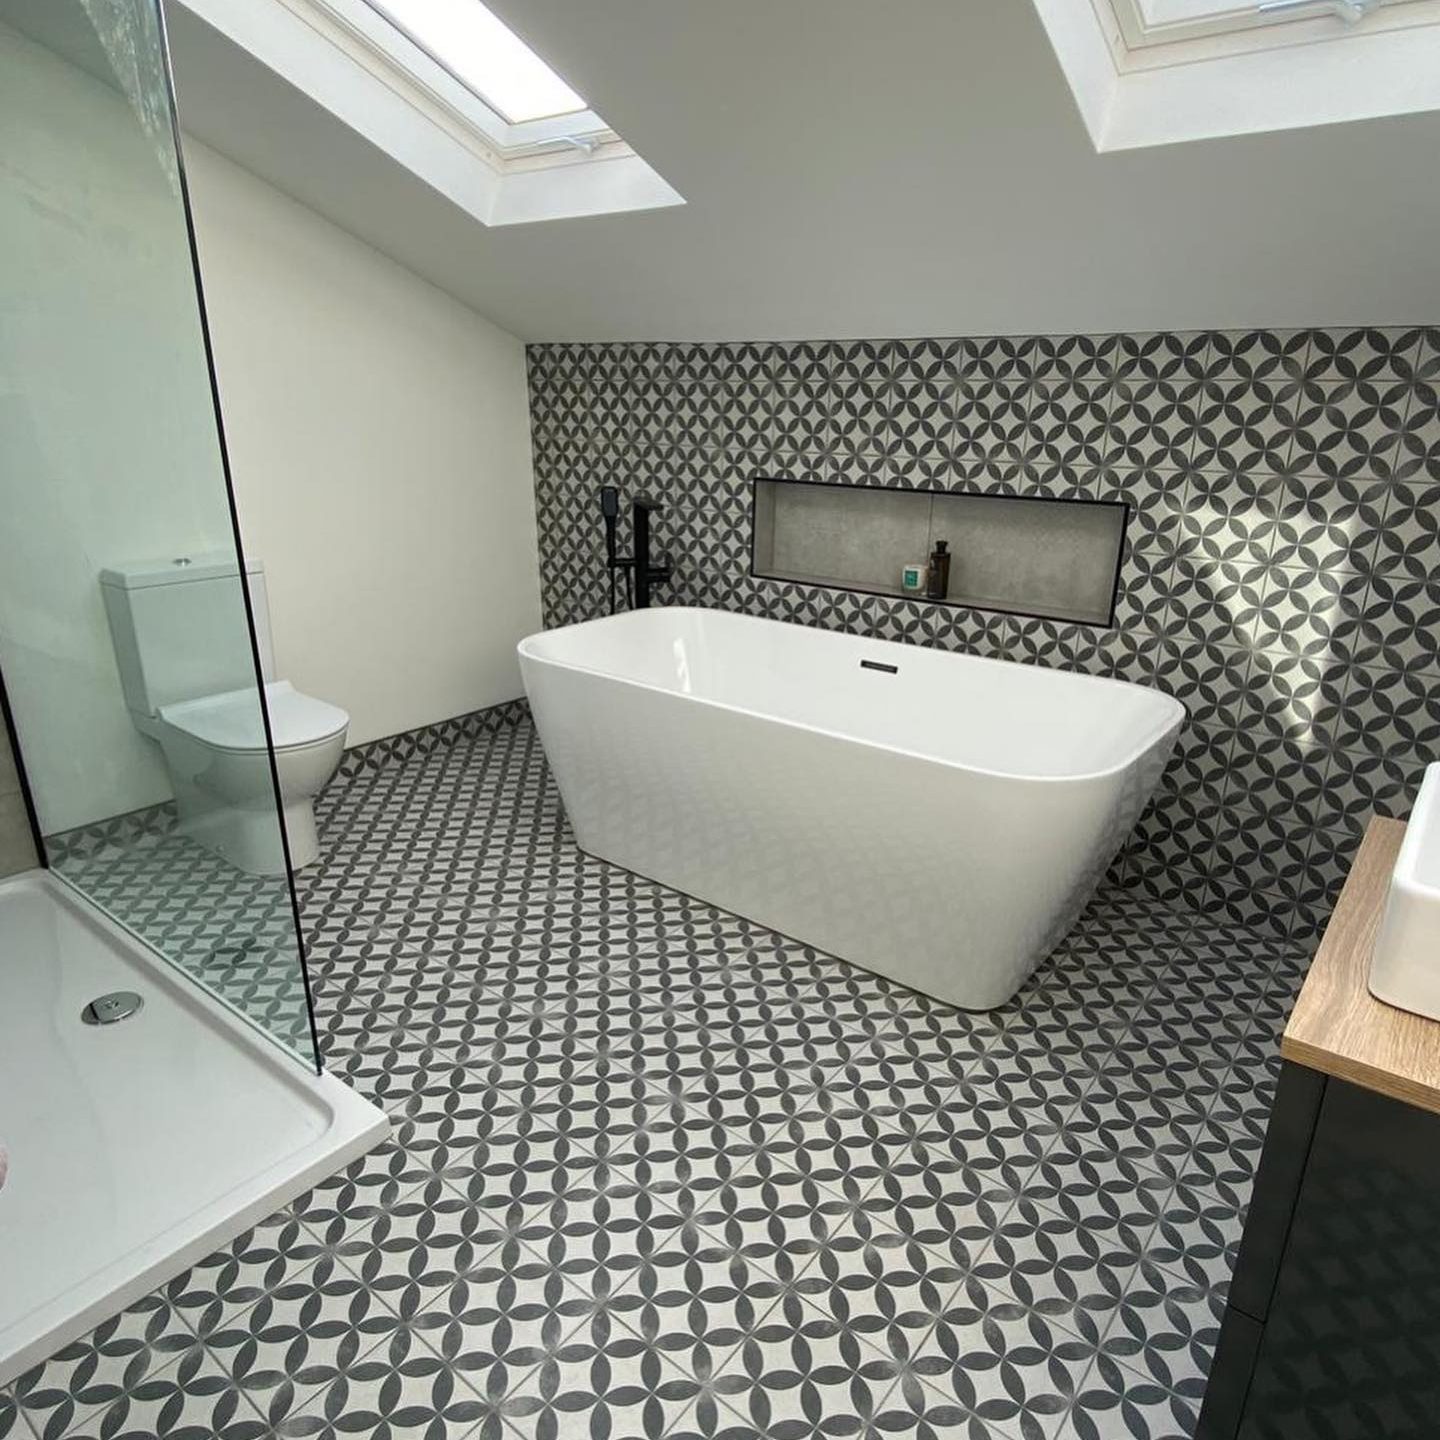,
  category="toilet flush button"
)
[81,992,144,1025]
